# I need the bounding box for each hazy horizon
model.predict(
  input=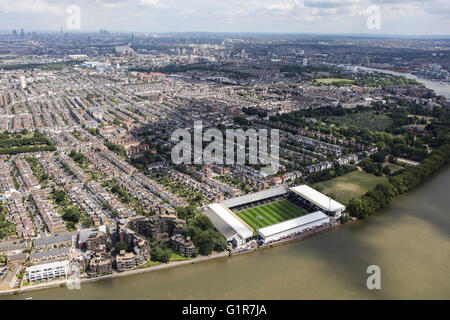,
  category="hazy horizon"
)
[0,0,449,36]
